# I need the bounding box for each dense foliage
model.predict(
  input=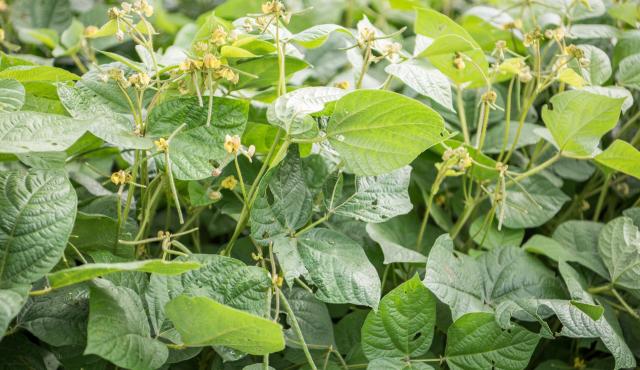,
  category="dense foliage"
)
[0,0,640,369]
